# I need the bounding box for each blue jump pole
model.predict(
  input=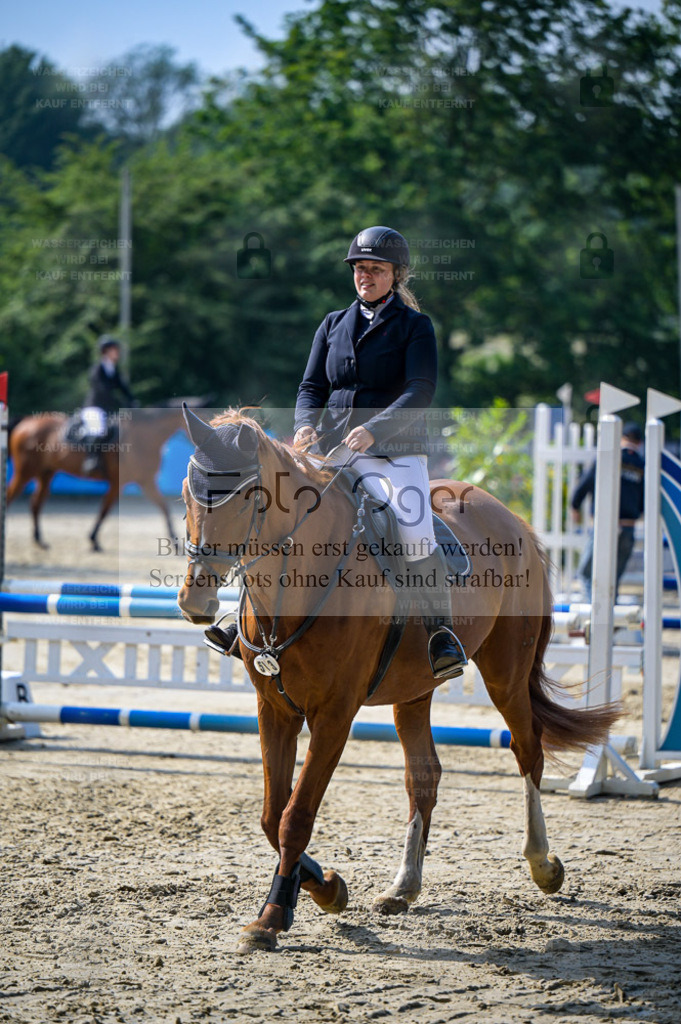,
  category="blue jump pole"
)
[1,579,240,602]
[0,593,236,619]
[0,593,185,618]
[1,702,512,747]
